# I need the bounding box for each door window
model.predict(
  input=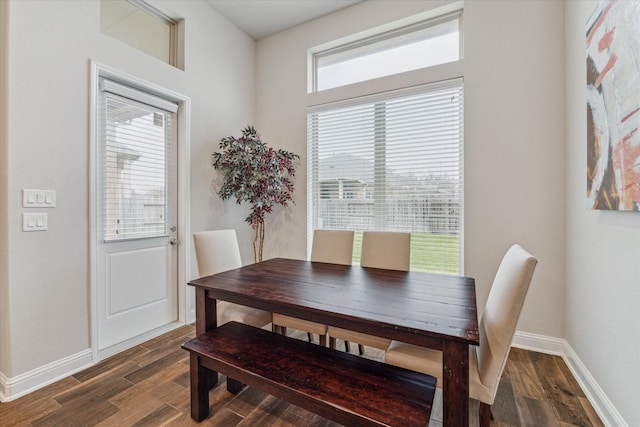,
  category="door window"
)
[99,78,178,241]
